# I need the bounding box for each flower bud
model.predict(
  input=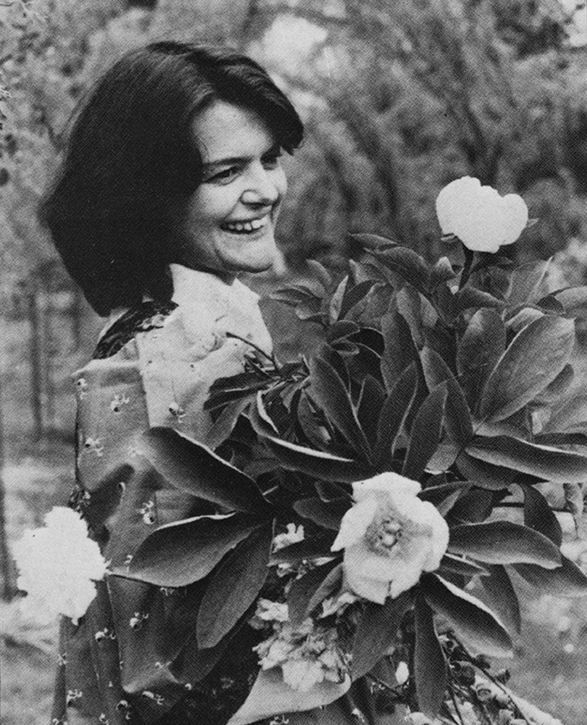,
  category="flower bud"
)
[436,176,528,253]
